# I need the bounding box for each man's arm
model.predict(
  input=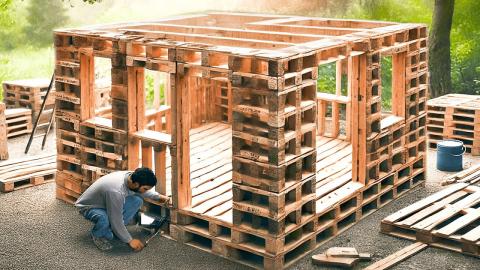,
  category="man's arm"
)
[142,188,170,203]
[105,191,132,243]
